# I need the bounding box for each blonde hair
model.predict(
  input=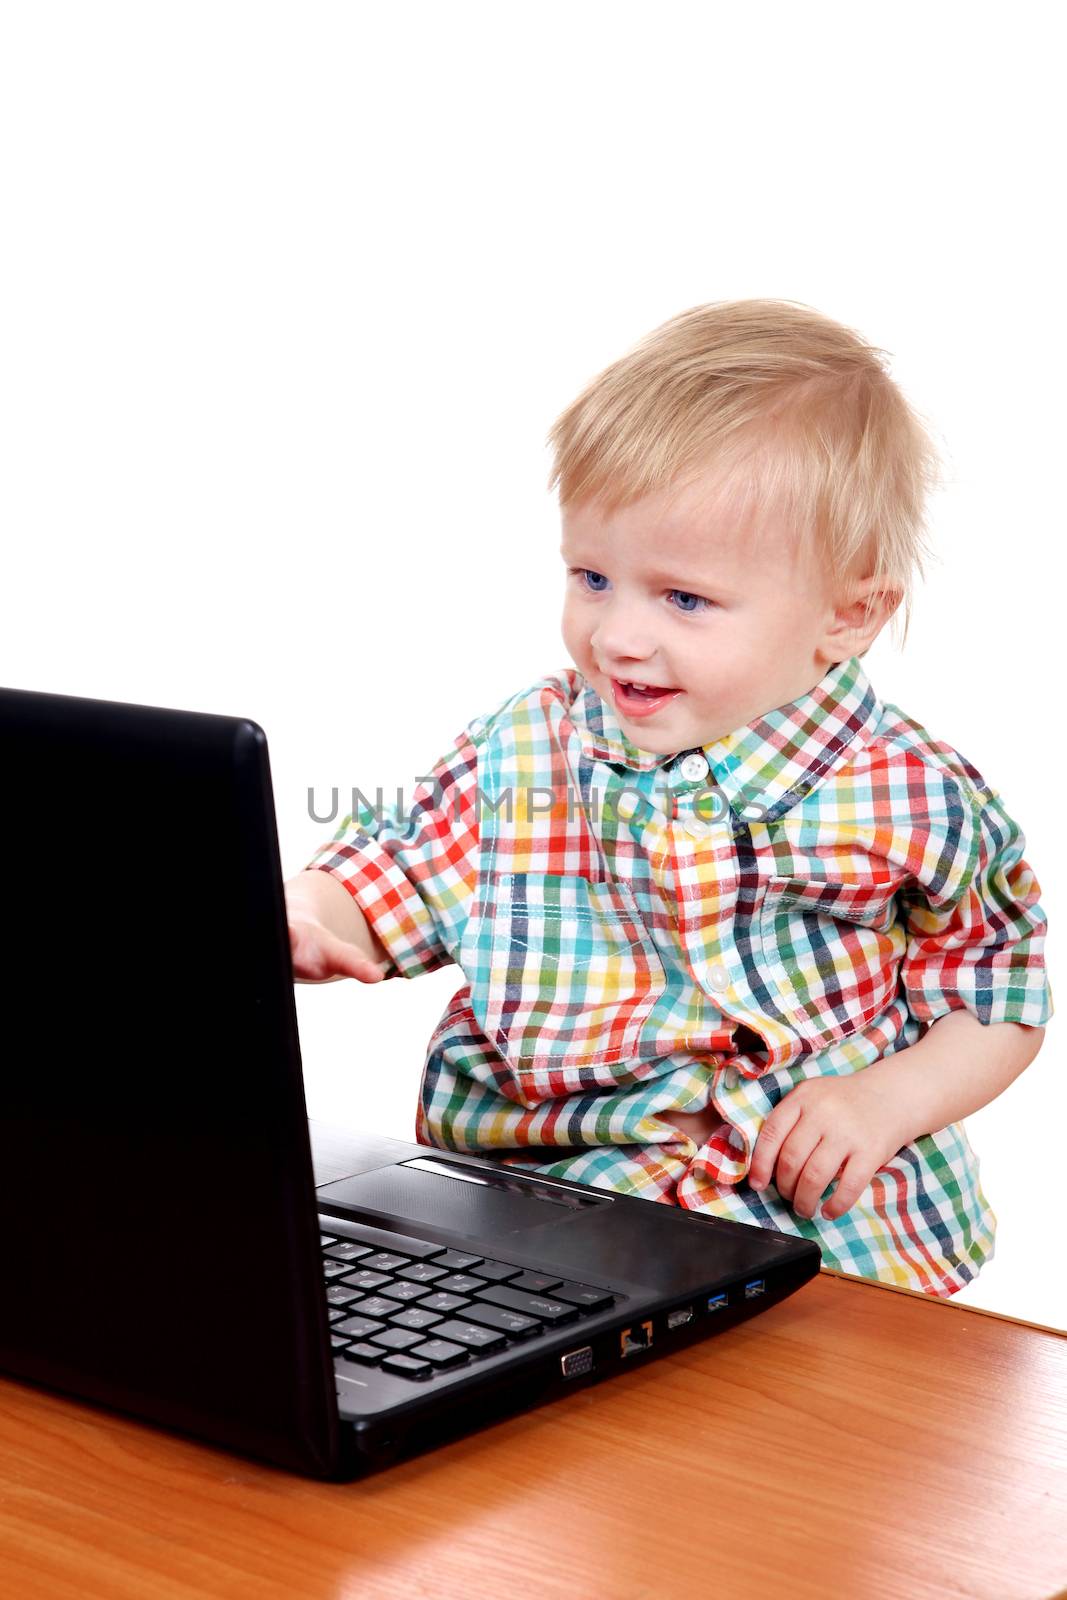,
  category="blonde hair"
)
[546,299,945,646]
